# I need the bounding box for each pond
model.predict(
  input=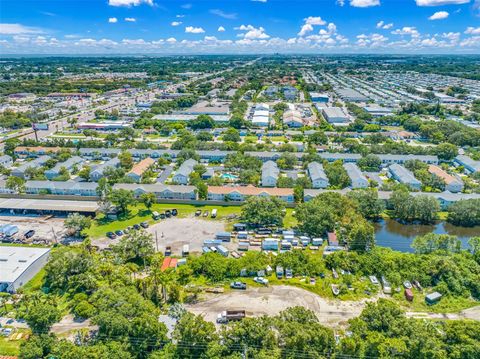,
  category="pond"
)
[374,219,480,253]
